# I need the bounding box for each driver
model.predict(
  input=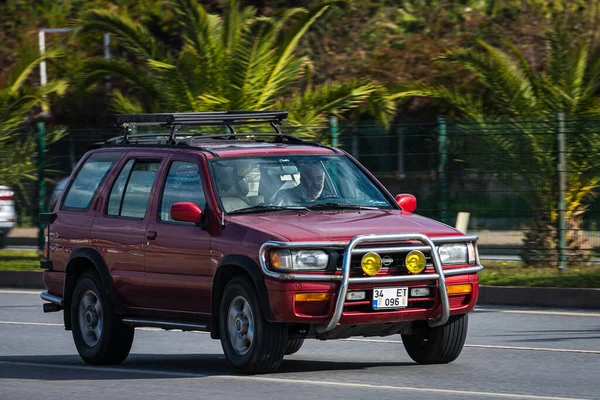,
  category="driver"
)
[274,162,325,205]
